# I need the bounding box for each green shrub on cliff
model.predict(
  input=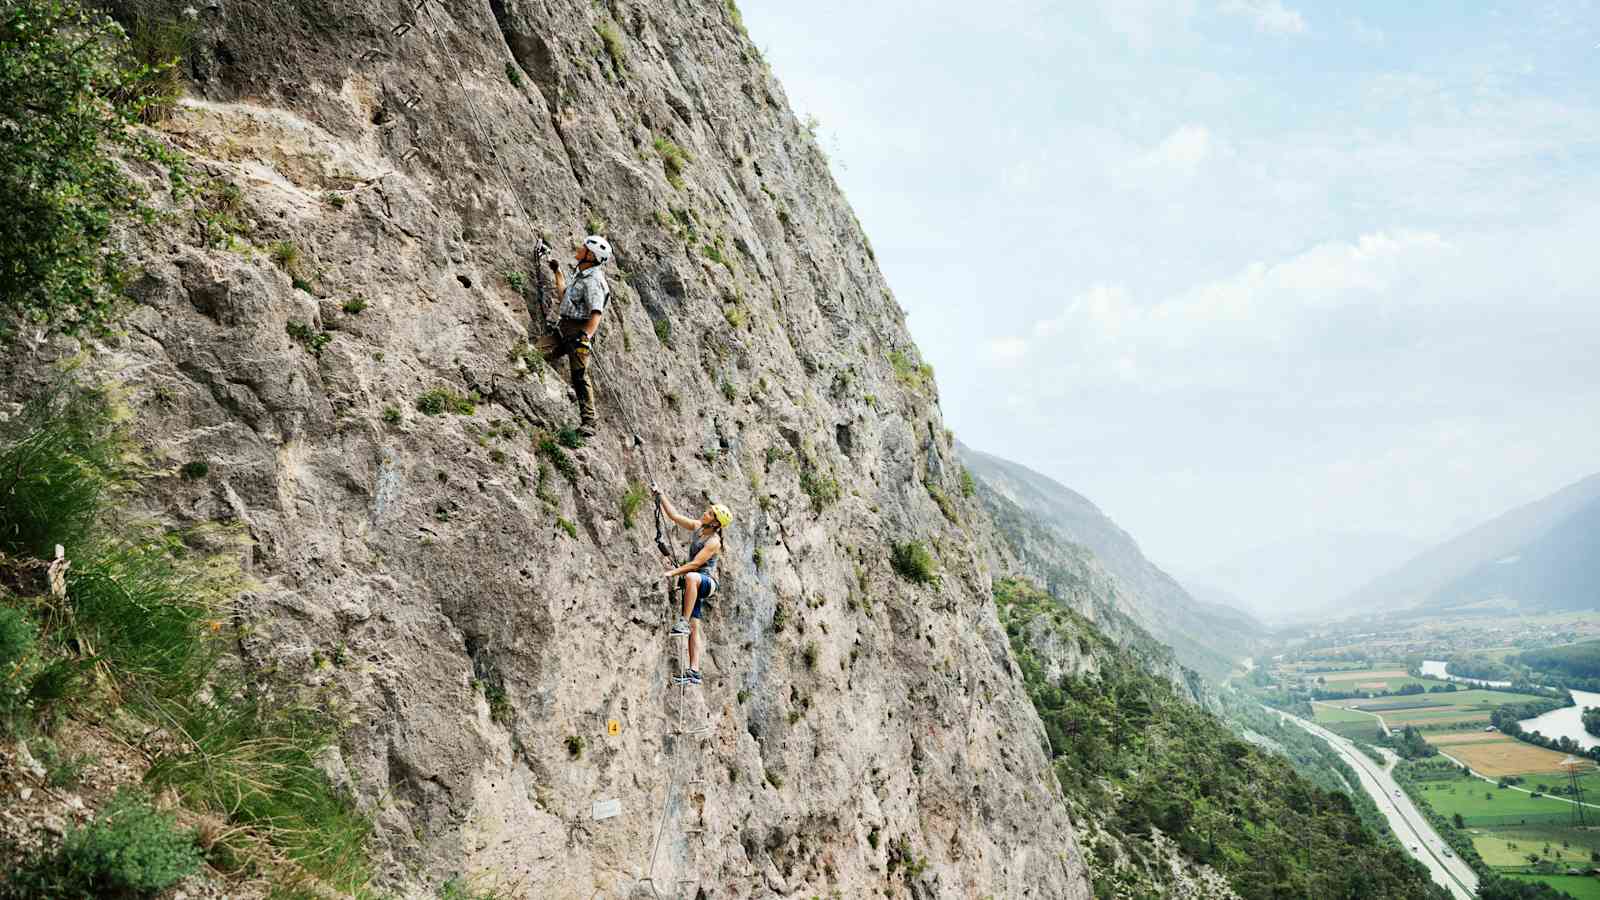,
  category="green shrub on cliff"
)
[0,0,185,337]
